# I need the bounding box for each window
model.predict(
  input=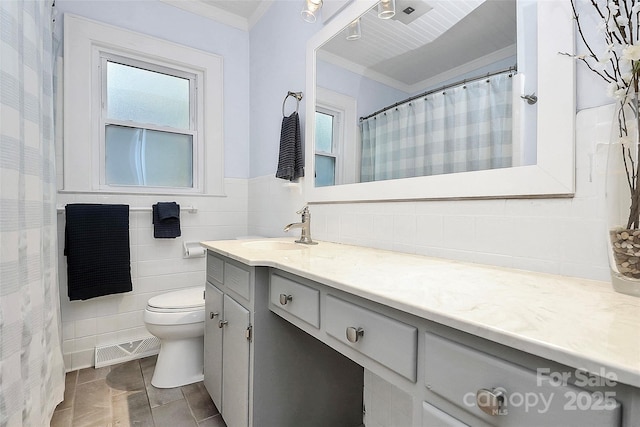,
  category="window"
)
[315,108,339,187]
[314,88,358,186]
[63,15,224,195]
[102,56,196,189]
